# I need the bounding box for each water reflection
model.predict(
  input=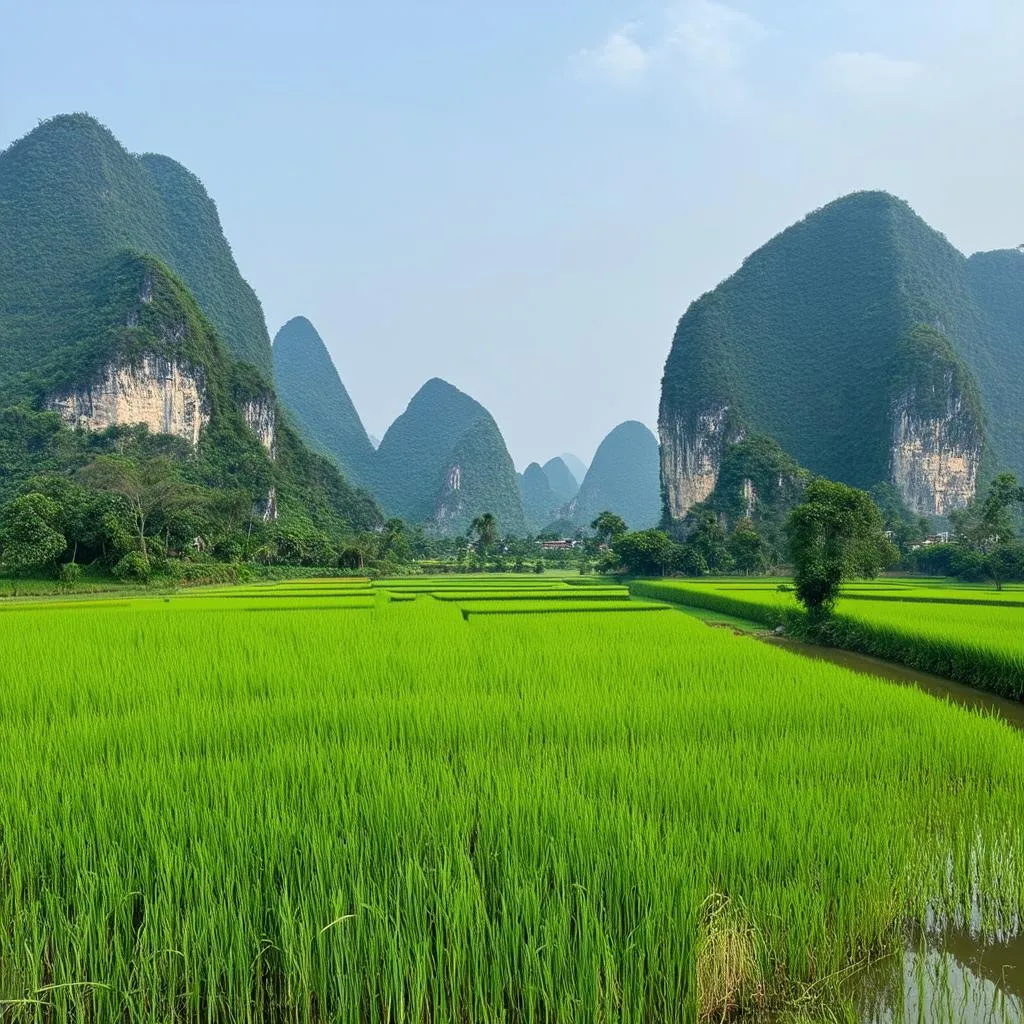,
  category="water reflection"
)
[854,927,1024,1023]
